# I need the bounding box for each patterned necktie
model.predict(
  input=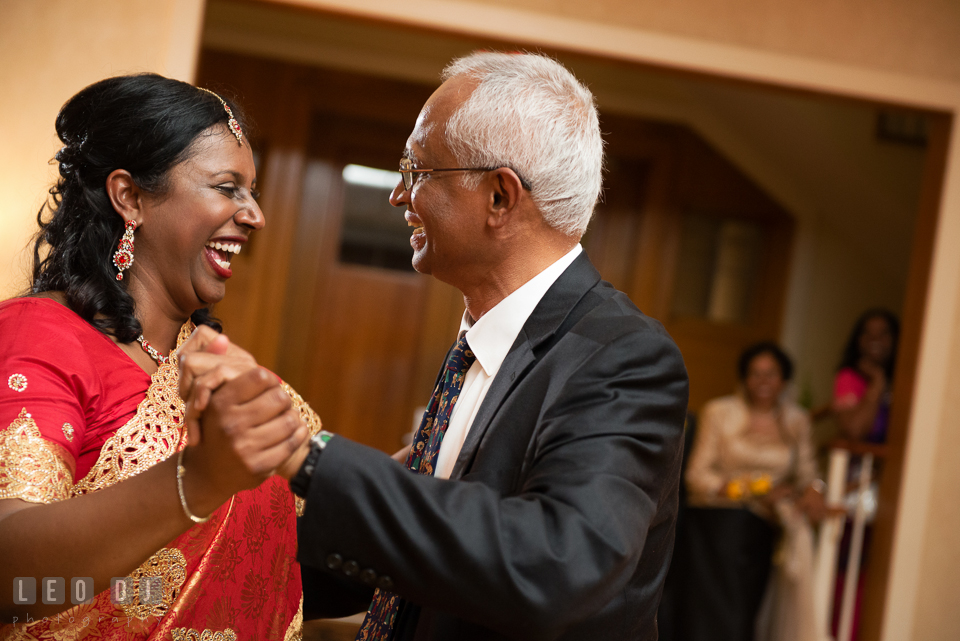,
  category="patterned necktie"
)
[356,332,476,641]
